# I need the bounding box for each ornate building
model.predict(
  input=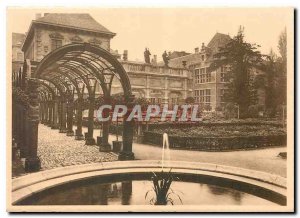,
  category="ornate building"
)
[16,13,191,105]
[14,13,265,110]
[168,33,266,111]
